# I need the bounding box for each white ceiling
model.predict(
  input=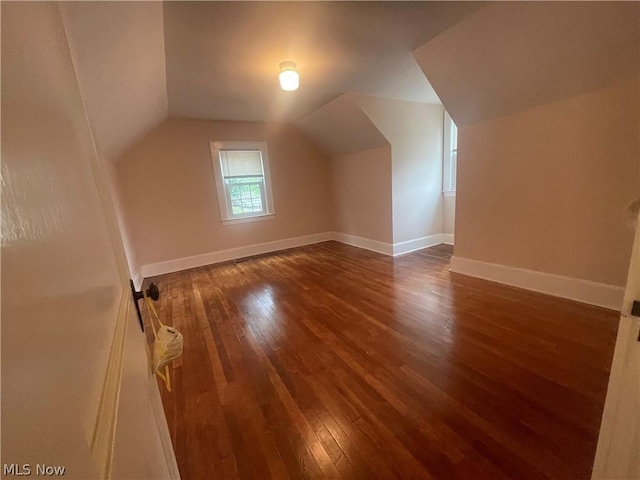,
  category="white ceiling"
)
[163,1,485,123]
